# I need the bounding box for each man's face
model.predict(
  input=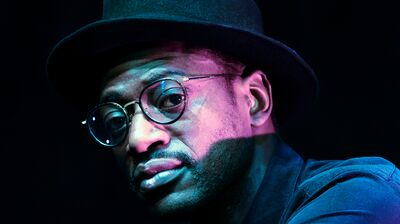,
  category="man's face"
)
[100,44,255,217]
